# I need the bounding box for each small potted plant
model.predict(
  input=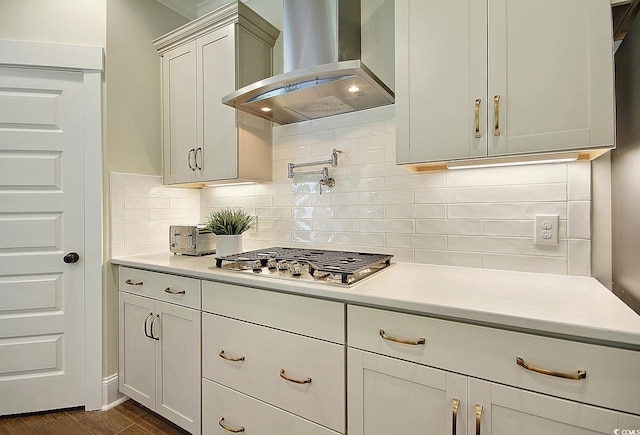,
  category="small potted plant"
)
[205,208,255,257]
